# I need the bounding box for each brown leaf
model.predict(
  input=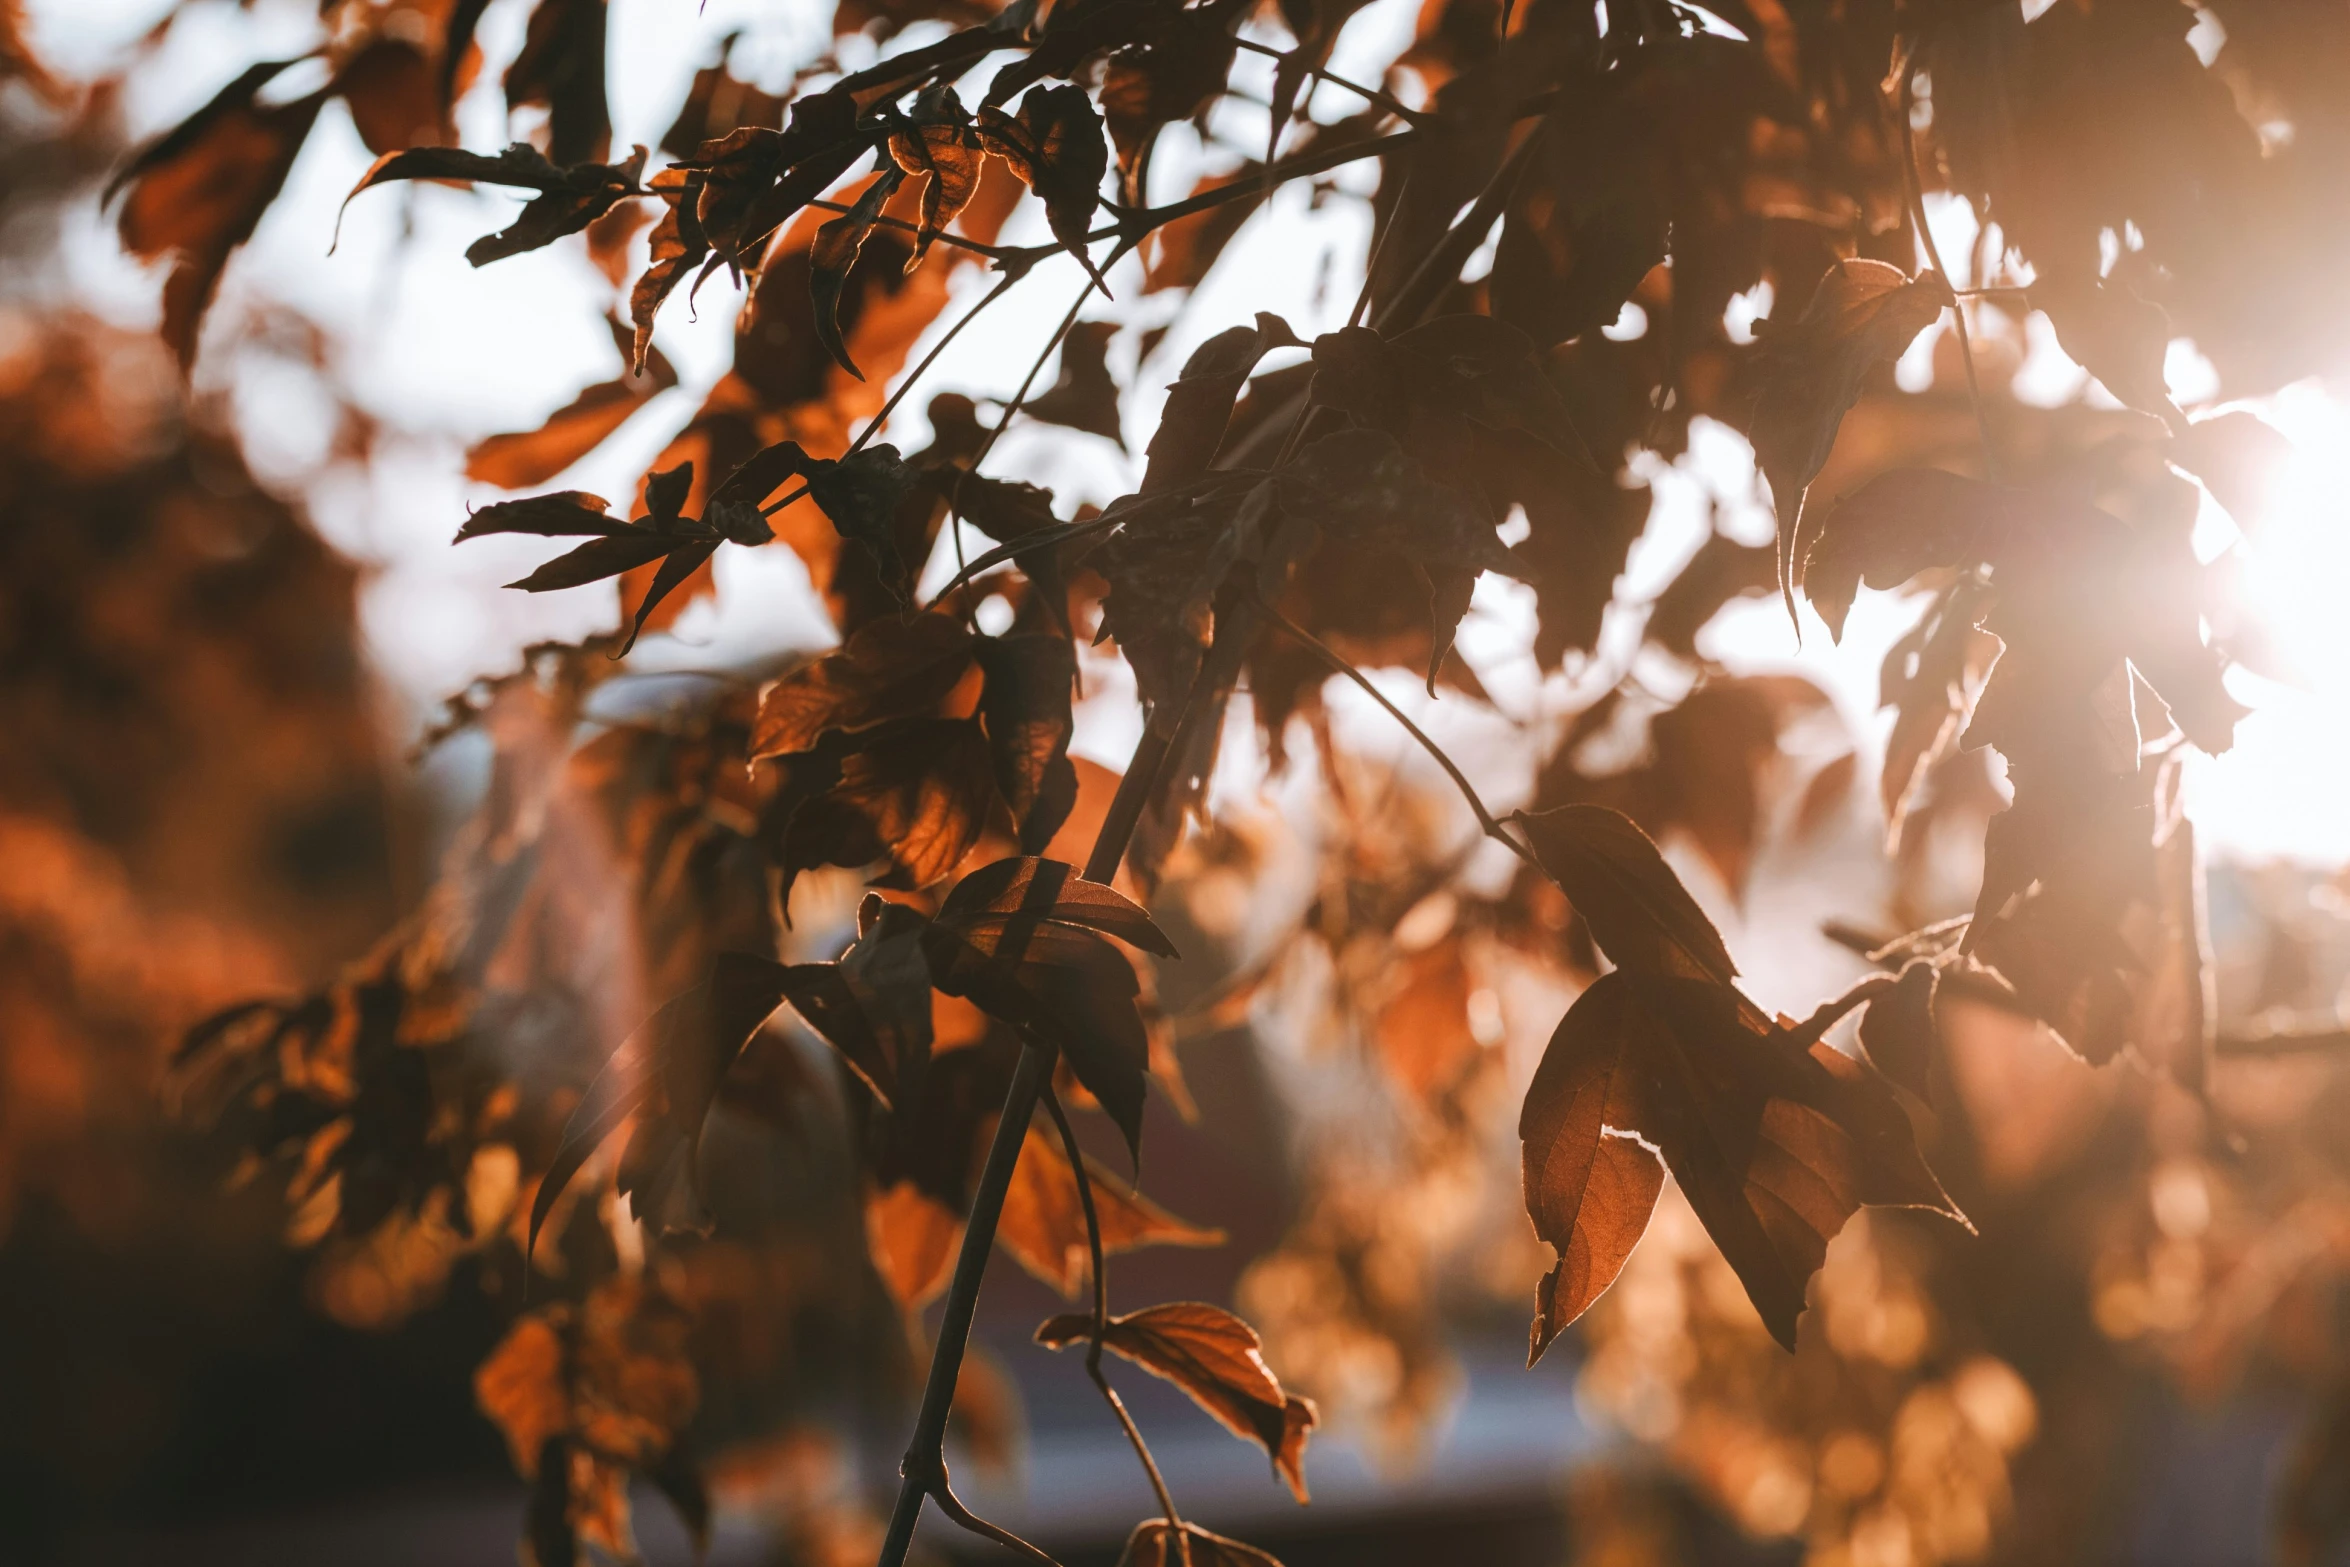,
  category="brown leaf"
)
[1644,531,1777,659]
[1801,467,2000,640]
[1141,314,1302,493]
[1747,260,1954,622]
[976,634,1081,853]
[1098,0,1245,202]
[1036,1301,1317,1501]
[336,38,445,157]
[1120,1520,1288,1567]
[1858,959,1938,1103]
[811,167,908,379]
[466,320,679,490]
[1522,971,1966,1350]
[1025,319,1126,447]
[2031,266,2181,423]
[780,716,998,894]
[786,893,935,1112]
[976,83,1109,274]
[528,951,812,1247]
[109,58,326,368]
[1516,804,1738,987]
[888,85,986,267]
[867,1179,962,1310]
[924,856,1175,1158]
[997,1126,1225,1297]
[752,610,976,760]
[505,0,611,167]
[1519,973,1665,1365]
